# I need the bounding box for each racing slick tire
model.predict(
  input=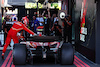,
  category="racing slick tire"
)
[13,43,27,65]
[61,43,74,65]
